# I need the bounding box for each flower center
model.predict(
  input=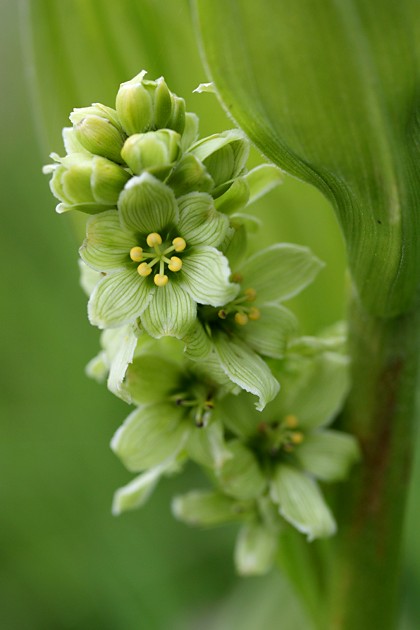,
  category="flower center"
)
[217,287,260,325]
[256,414,305,458]
[129,232,187,287]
